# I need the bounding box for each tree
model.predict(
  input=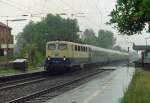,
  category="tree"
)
[113,45,127,52]
[108,0,150,35]
[82,29,116,48]
[16,14,80,56]
[97,30,116,48]
[21,43,39,64]
[113,45,122,51]
[83,29,98,46]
